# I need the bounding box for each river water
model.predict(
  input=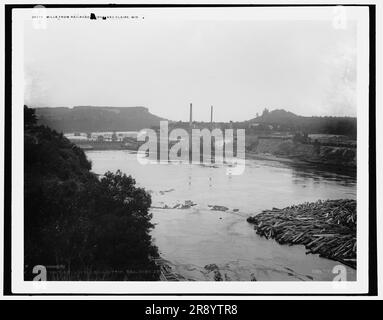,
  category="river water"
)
[86,150,356,281]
